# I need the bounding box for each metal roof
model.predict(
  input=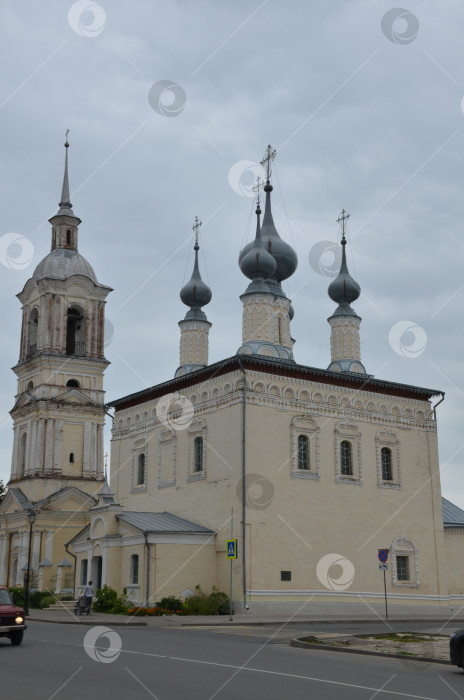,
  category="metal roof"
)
[442,497,464,527]
[117,511,215,535]
[108,354,443,411]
